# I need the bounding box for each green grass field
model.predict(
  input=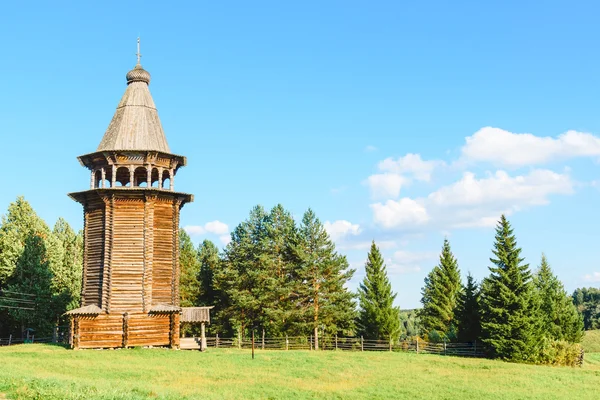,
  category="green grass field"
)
[582,329,600,353]
[1,345,599,400]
